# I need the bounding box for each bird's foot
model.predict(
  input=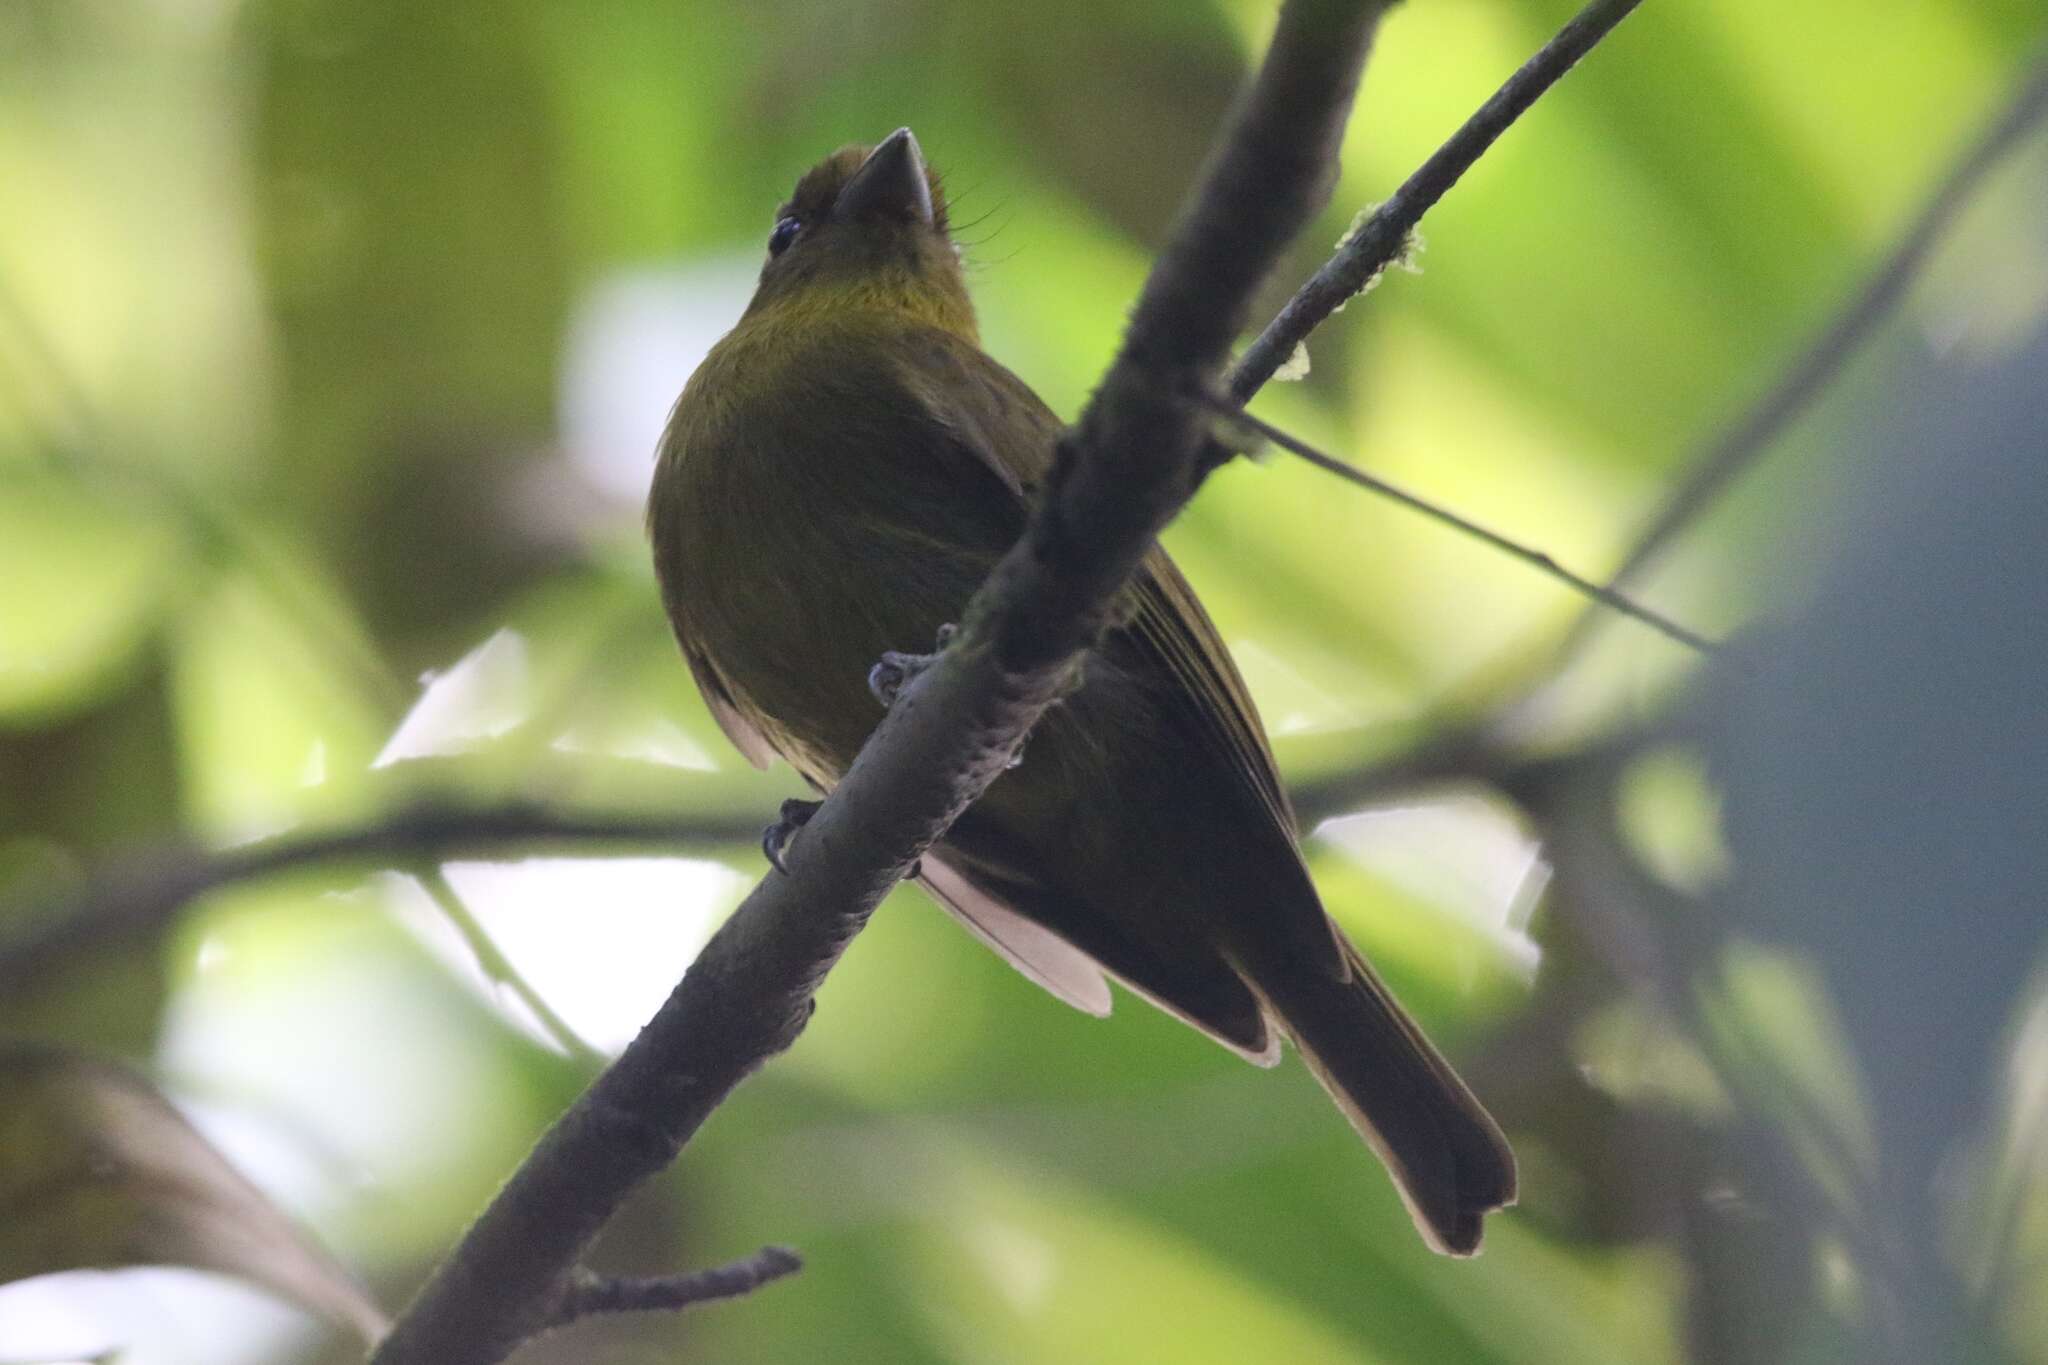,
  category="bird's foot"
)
[762,798,822,875]
[868,623,958,708]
